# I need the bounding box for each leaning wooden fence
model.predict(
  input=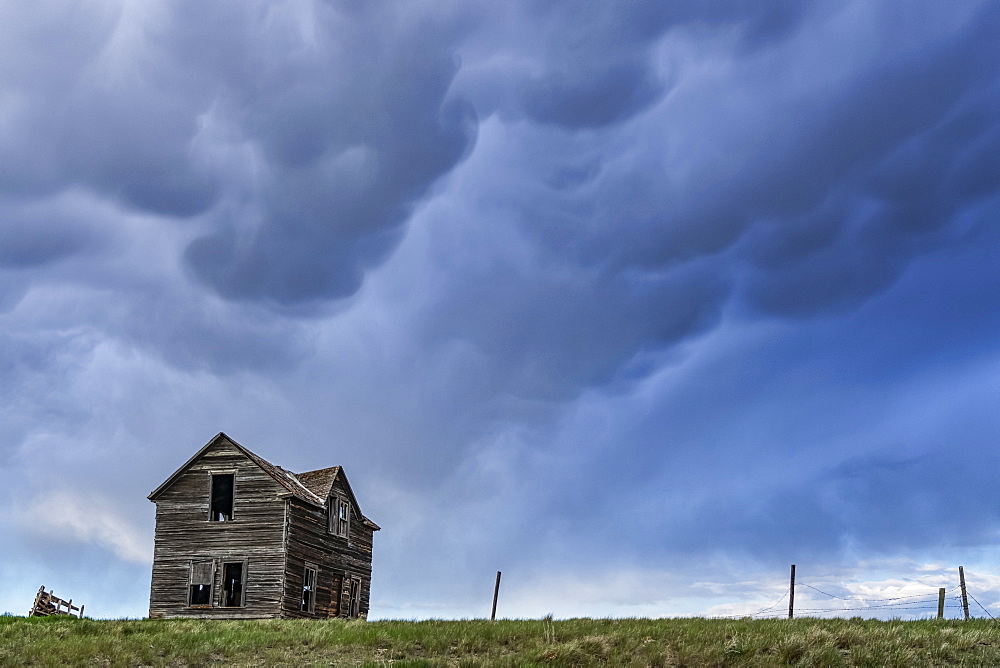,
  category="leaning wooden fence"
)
[28,586,84,618]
